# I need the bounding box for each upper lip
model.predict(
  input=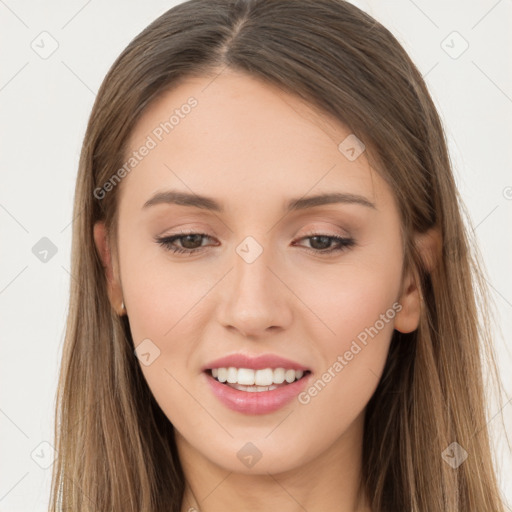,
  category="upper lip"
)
[202,353,311,372]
